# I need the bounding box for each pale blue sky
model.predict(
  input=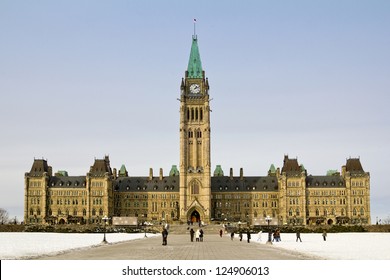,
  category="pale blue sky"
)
[1,0,389,223]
